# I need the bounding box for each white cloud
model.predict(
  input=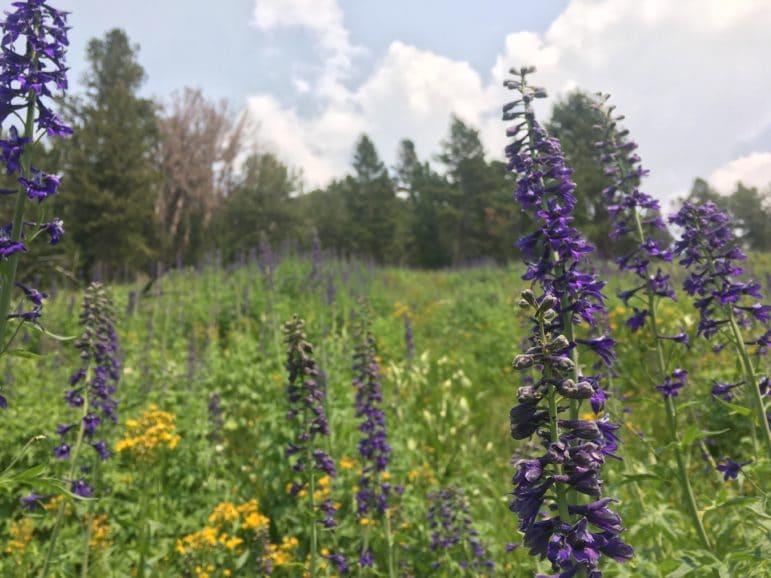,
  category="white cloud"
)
[246,0,771,199]
[493,0,771,202]
[708,152,771,193]
[252,0,357,99]
[245,41,499,188]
